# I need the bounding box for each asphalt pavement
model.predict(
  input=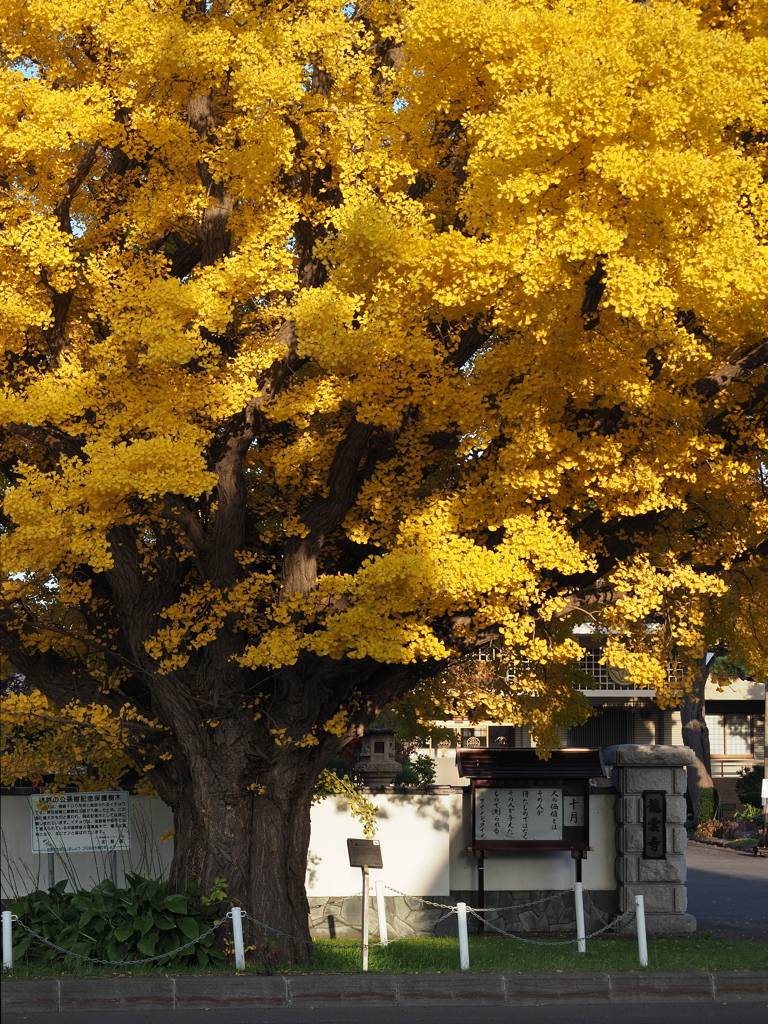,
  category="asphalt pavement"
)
[685,841,768,941]
[1,1006,765,1024]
